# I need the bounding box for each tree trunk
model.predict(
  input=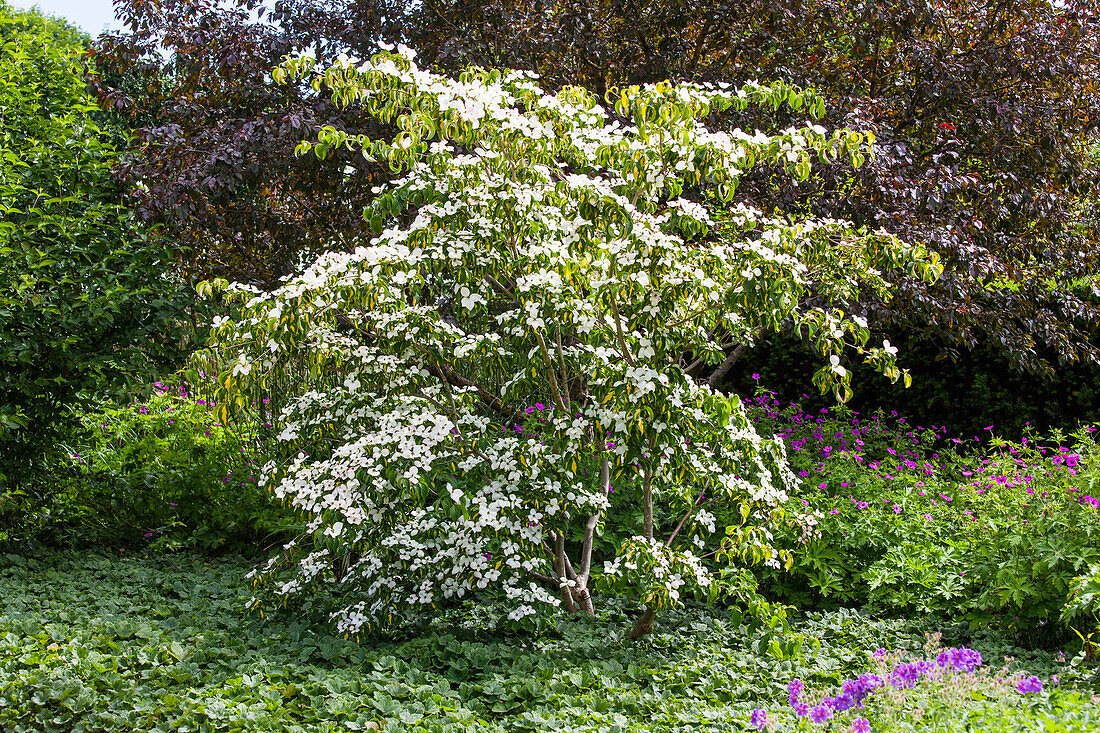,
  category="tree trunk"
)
[707,343,749,389]
[573,584,595,615]
[628,606,658,639]
[553,530,578,614]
